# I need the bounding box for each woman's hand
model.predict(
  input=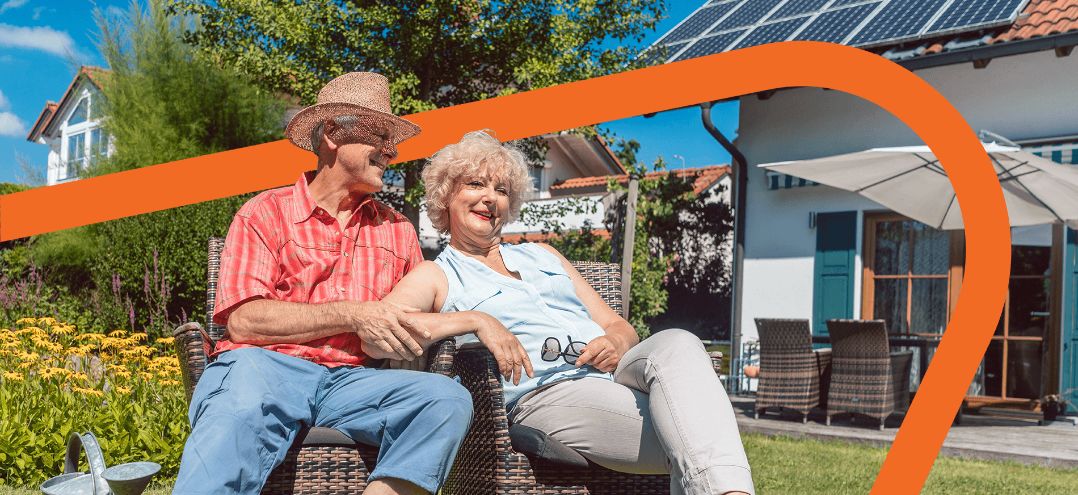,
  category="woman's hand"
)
[576,335,632,373]
[473,312,534,385]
